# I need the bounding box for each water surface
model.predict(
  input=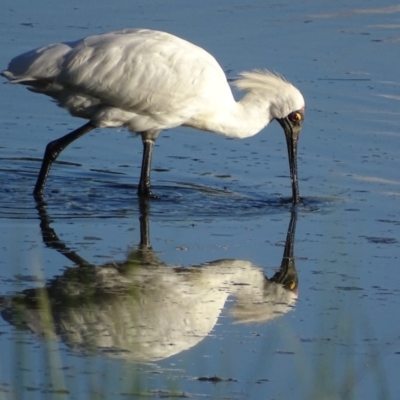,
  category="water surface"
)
[1,1,400,399]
